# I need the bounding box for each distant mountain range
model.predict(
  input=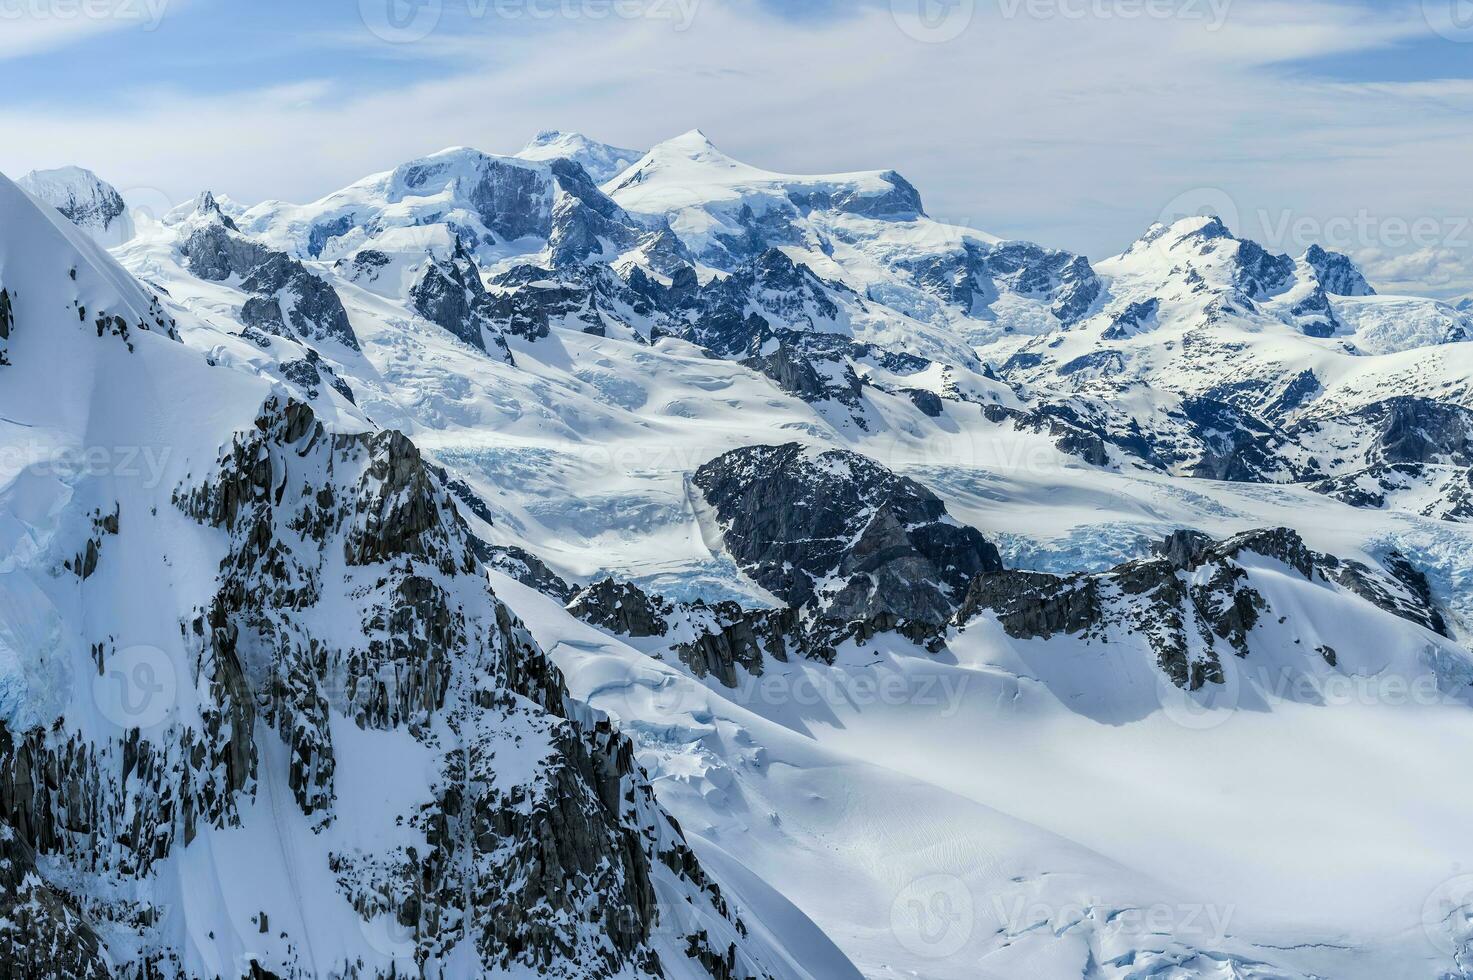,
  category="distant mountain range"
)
[3,131,1472,979]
